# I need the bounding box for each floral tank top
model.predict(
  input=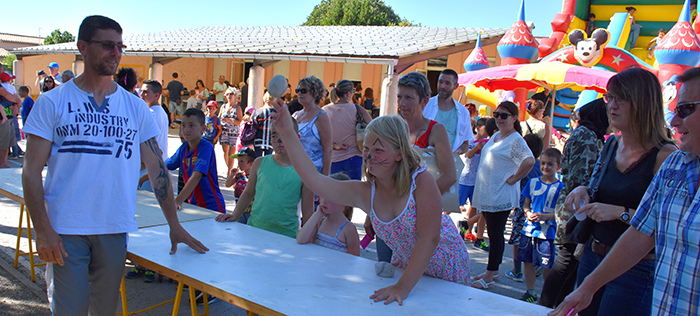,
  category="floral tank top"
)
[370,166,471,285]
